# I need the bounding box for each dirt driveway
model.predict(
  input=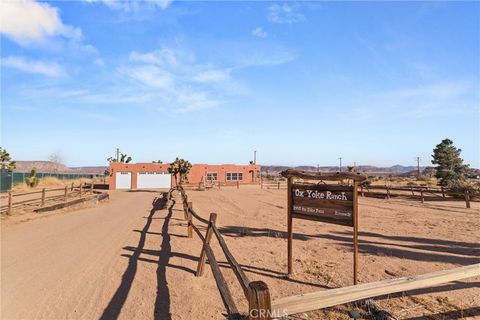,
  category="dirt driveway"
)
[1,189,225,320]
[1,187,479,319]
